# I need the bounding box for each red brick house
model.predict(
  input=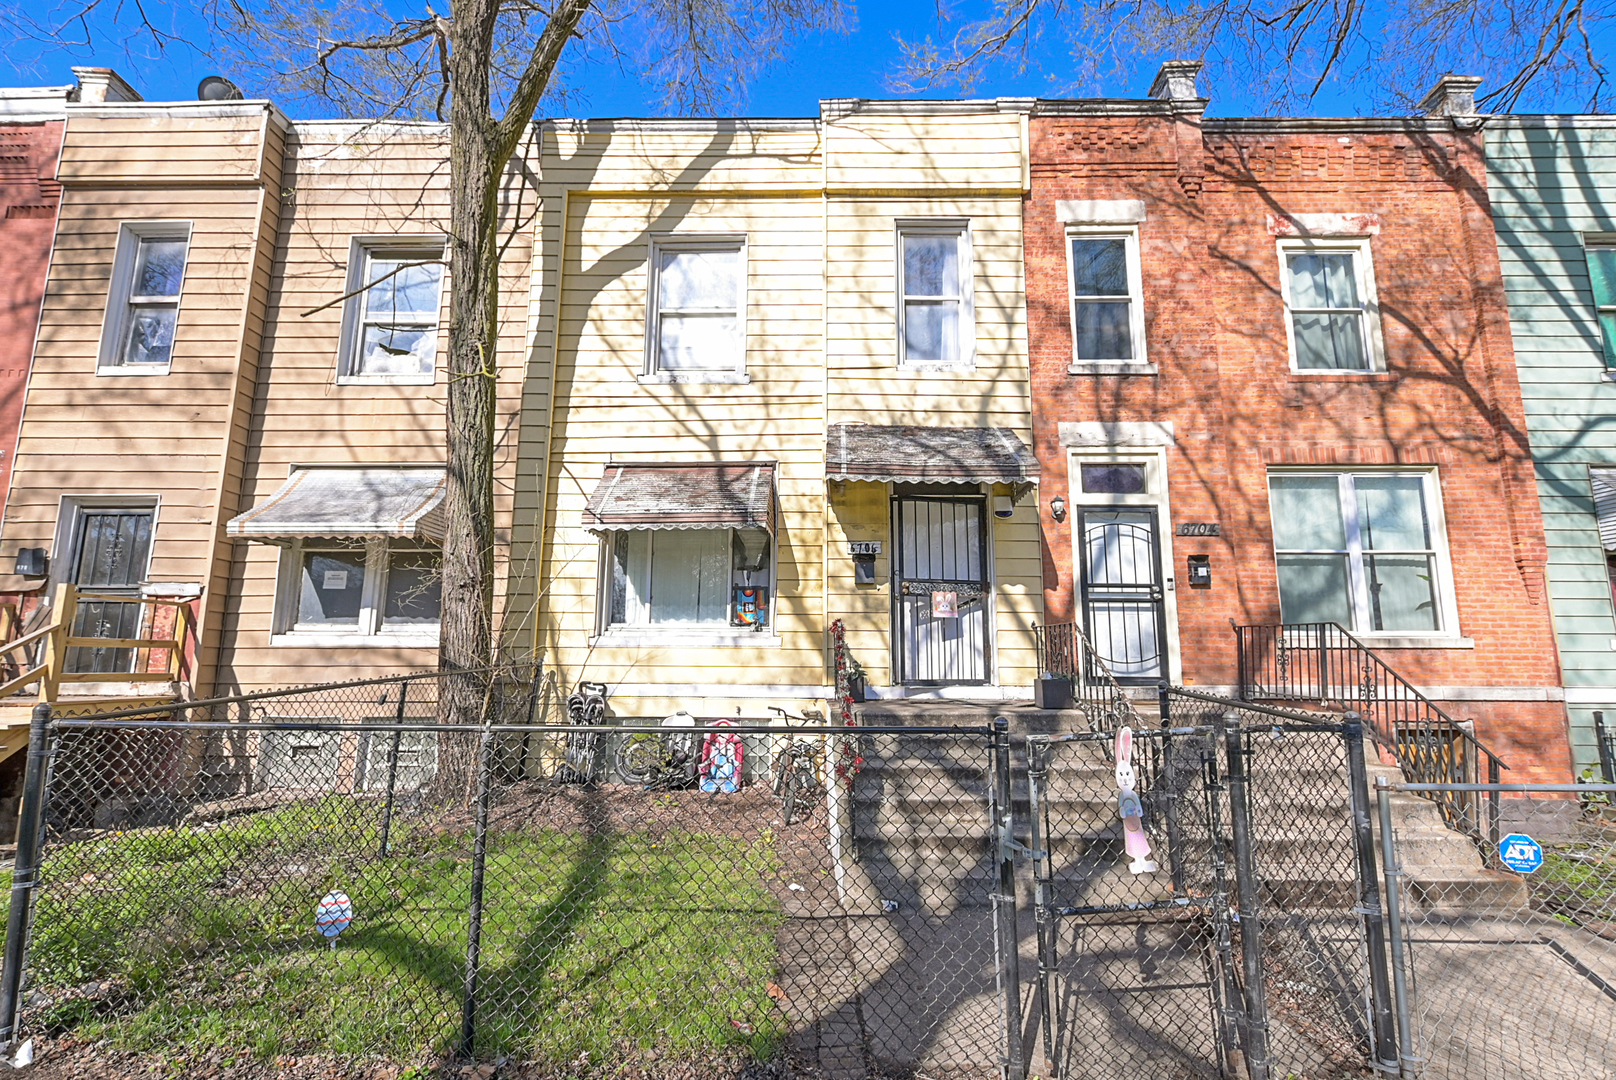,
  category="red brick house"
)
[0,82,72,548]
[1026,63,1570,780]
